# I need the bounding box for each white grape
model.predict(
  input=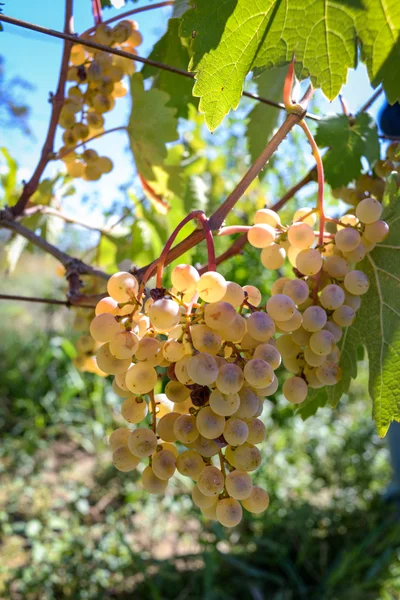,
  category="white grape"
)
[309,330,336,355]
[171,263,200,293]
[260,243,286,270]
[254,208,280,228]
[149,298,180,331]
[319,284,345,310]
[152,449,176,480]
[187,352,218,386]
[287,222,315,249]
[128,427,157,457]
[109,427,130,451]
[242,285,262,307]
[222,281,245,308]
[196,406,225,439]
[112,446,140,472]
[282,376,308,404]
[125,362,158,394]
[293,207,317,227]
[197,466,224,496]
[225,470,253,500]
[302,306,327,332]
[296,249,322,276]
[363,220,389,243]
[248,223,276,248]
[216,498,243,527]
[335,228,361,252]
[355,197,382,224]
[332,305,355,327]
[176,450,205,480]
[90,313,121,343]
[243,359,274,388]
[107,271,139,303]
[253,343,281,369]
[216,363,244,394]
[241,486,270,513]
[210,389,240,416]
[121,396,148,424]
[283,279,309,305]
[141,466,168,494]
[344,270,370,295]
[266,294,295,322]
[197,271,227,302]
